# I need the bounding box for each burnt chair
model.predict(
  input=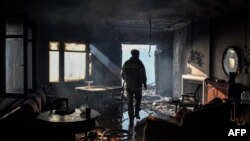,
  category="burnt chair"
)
[179,84,202,110]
